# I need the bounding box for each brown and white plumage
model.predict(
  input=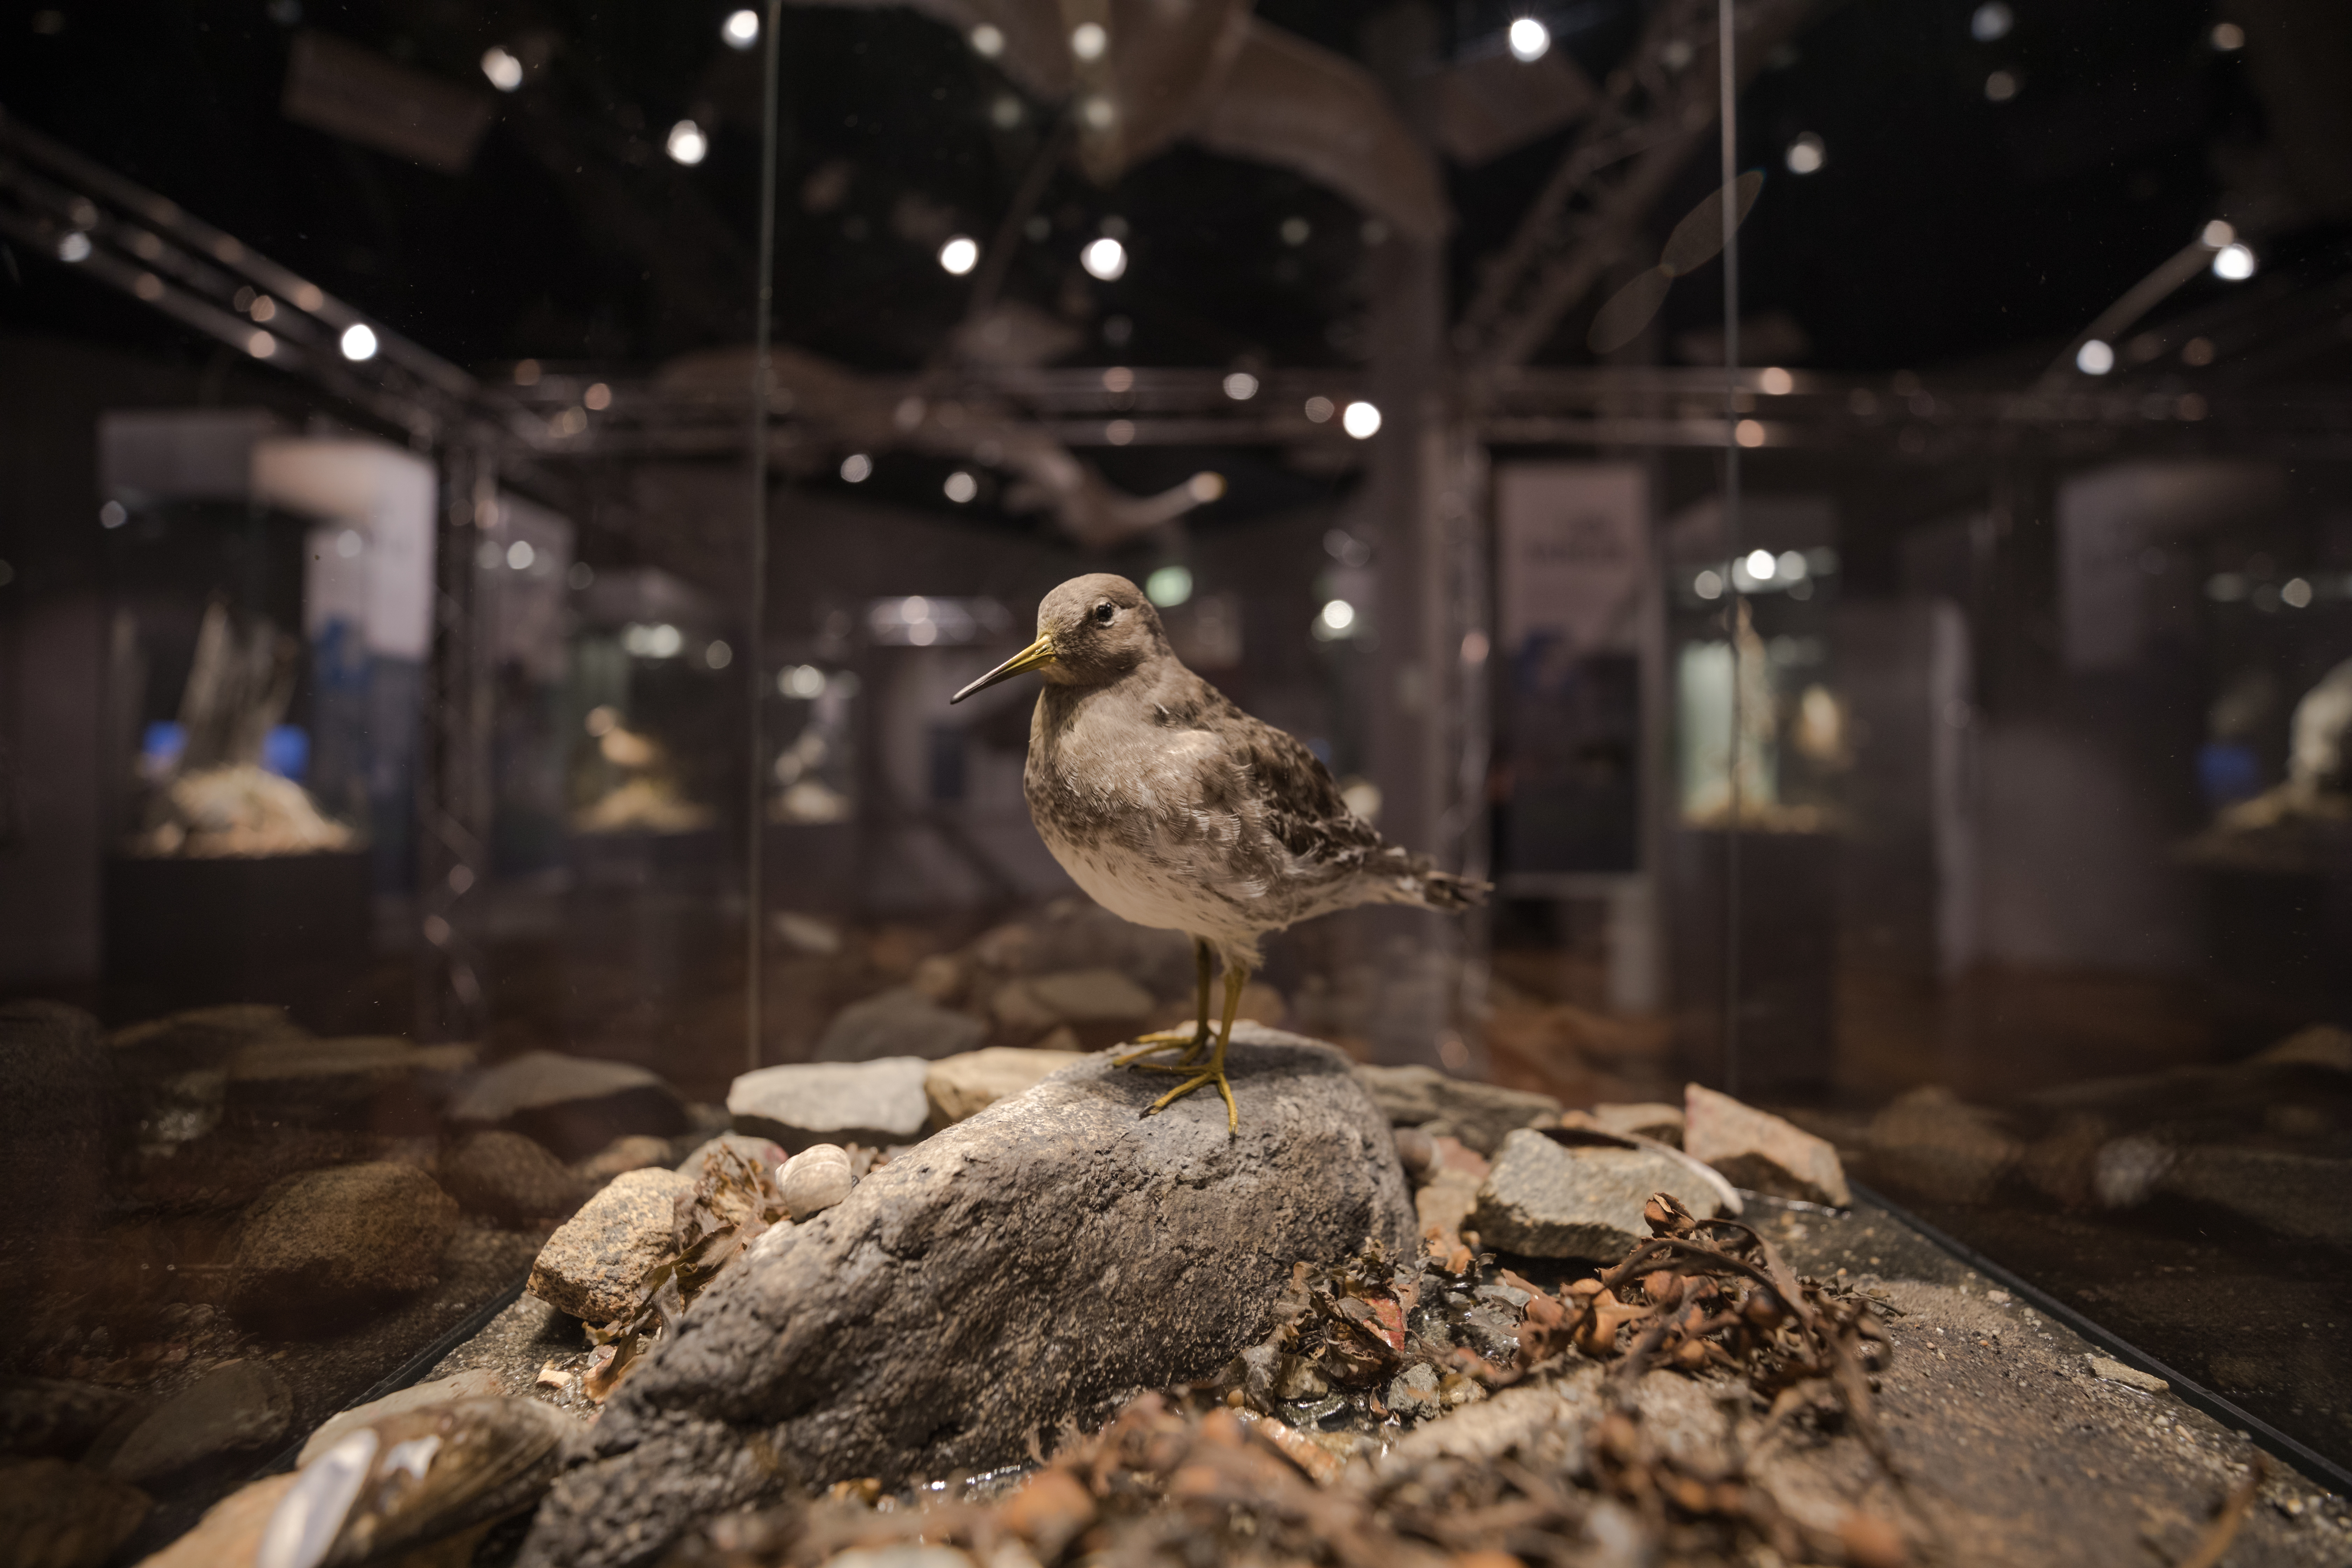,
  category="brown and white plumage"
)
[952,573,1484,1130]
